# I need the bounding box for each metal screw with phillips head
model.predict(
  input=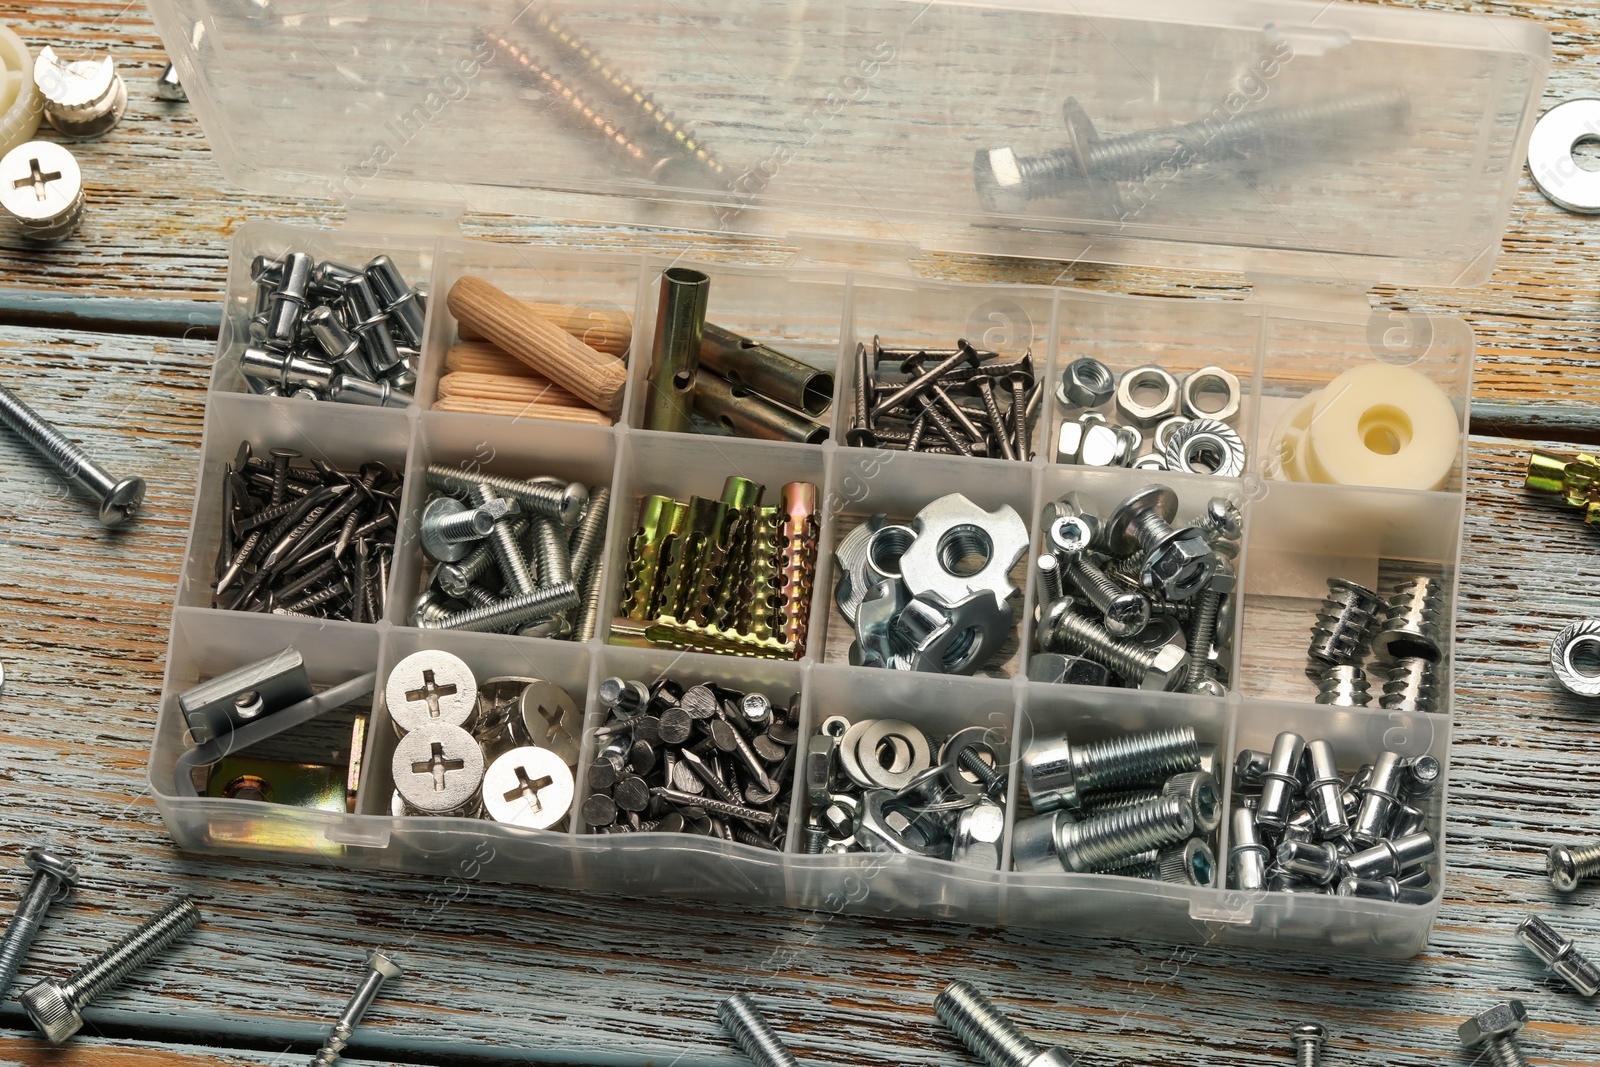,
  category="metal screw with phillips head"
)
[1548,838,1600,893]
[20,896,200,1043]
[935,980,1079,1067]
[718,993,801,1067]
[0,378,145,527]
[311,950,402,1066]
[1290,1023,1326,1067]
[0,848,77,999]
